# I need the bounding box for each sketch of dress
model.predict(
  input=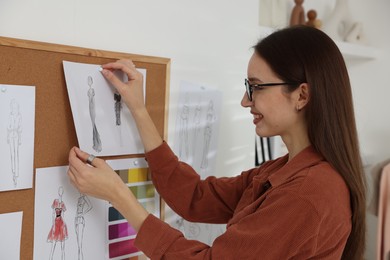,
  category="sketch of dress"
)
[200,100,215,170]
[114,93,122,126]
[47,186,68,260]
[75,193,93,260]
[7,99,22,187]
[192,102,202,165]
[87,76,102,152]
[114,93,123,146]
[178,96,190,160]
